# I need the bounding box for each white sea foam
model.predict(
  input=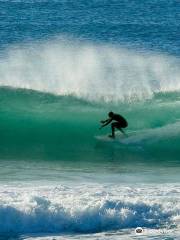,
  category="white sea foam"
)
[0,38,180,102]
[121,121,180,145]
[0,183,179,235]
